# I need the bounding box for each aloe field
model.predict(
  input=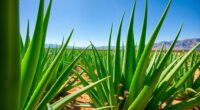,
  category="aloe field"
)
[0,0,200,110]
